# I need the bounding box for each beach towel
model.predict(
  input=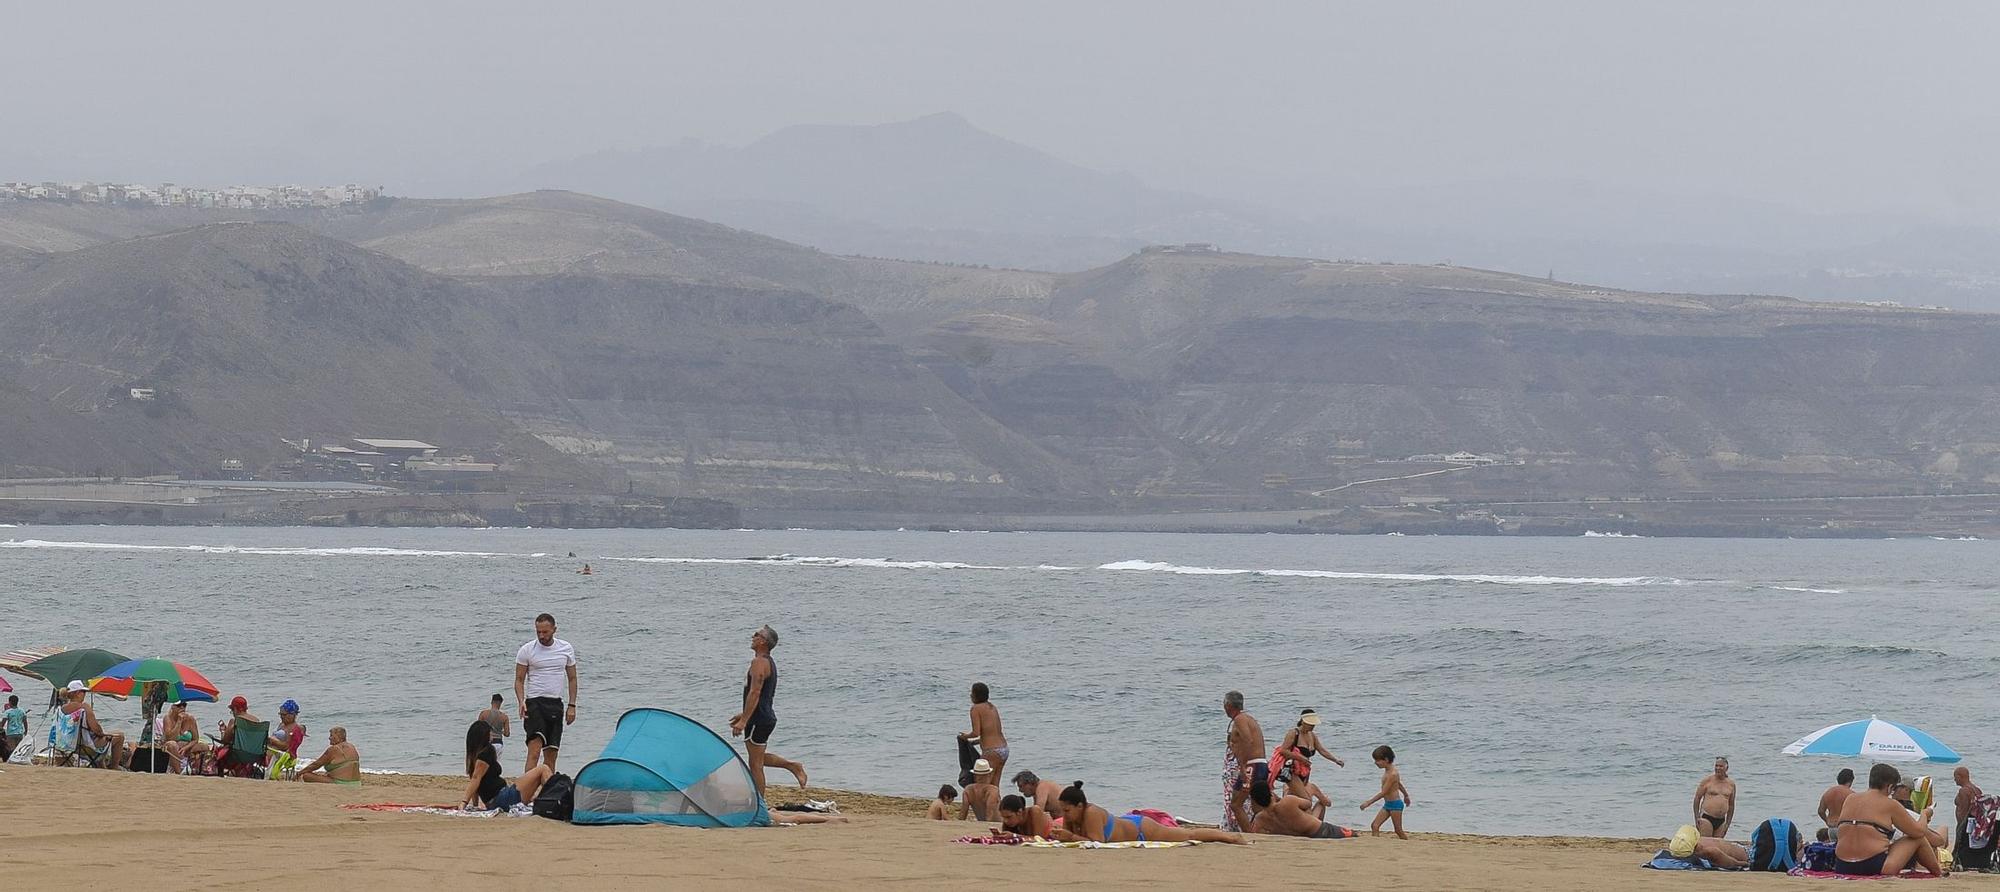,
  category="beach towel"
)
[774,799,839,814]
[1022,840,1198,850]
[955,834,1029,845]
[1970,794,1999,849]
[1127,808,1178,827]
[1220,753,1242,832]
[1785,868,1942,880]
[339,803,536,818]
[1641,849,1717,870]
